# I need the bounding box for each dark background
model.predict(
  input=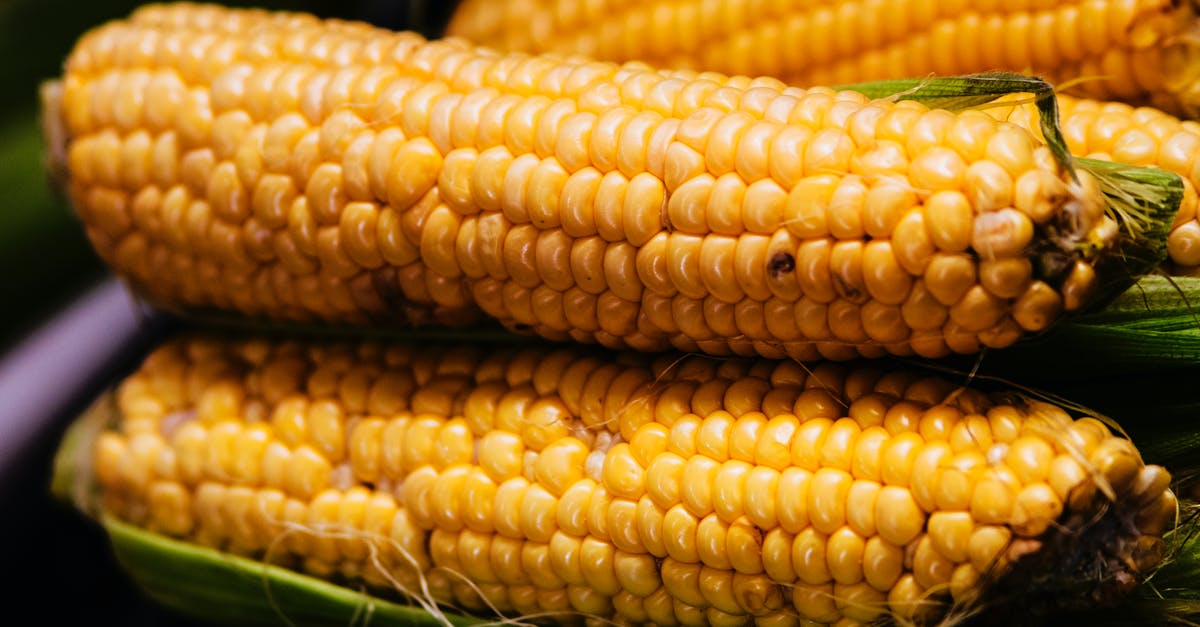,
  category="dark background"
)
[0,2,456,624]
